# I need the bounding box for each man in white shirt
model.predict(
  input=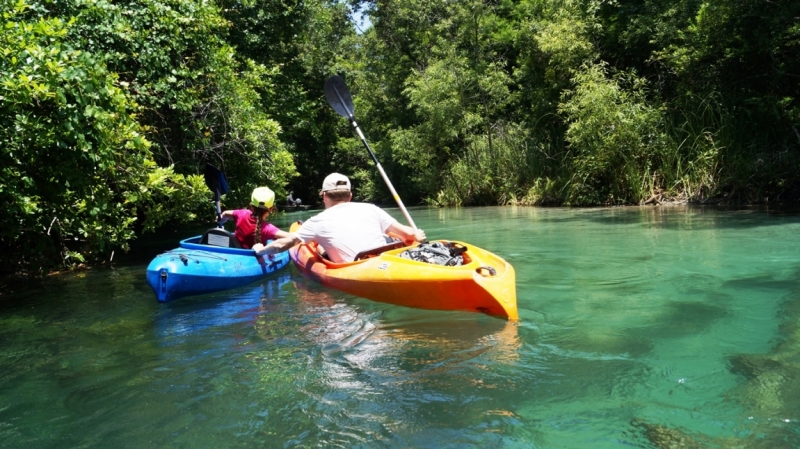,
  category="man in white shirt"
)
[253,173,426,262]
